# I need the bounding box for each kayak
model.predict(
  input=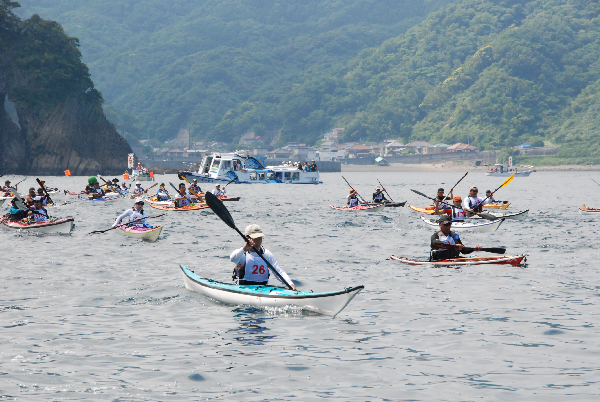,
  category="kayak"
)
[147,200,209,211]
[579,204,600,215]
[482,202,510,209]
[117,225,163,242]
[330,204,386,212]
[471,209,529,221]
[420,216,504,233]
[78,193,124,201]
[409,205,448,214]
[0,215,74,234]
[390,254,527,266]
[378,201,406,208]
[194,193,241,202]
[180,264,363,317]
